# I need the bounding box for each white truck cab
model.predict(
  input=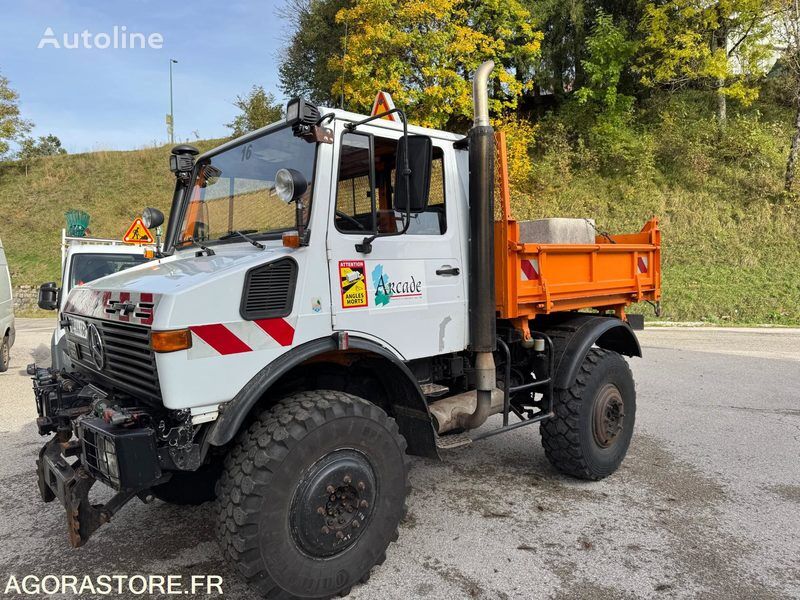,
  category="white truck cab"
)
[36,230,150,369]
[32,64,649,599]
